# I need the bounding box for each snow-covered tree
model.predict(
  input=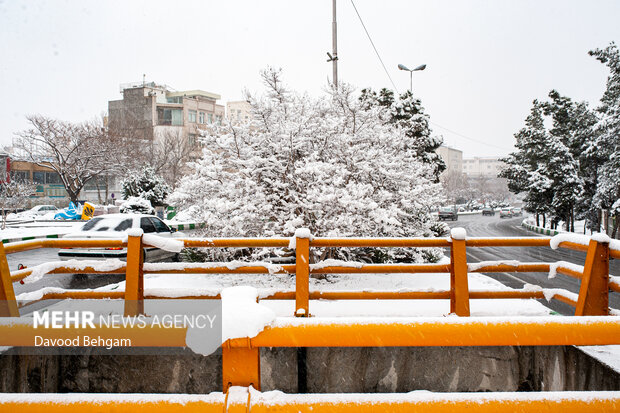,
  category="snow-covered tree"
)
[502,94,586,231]
[0,179,35,229]
[359,88,446,182]
[14,115,120,205]
[120,196,155,215]
[501,101,554,226]
[170,68,444,262]
[589,42,620,237]
[121,165,170,207]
